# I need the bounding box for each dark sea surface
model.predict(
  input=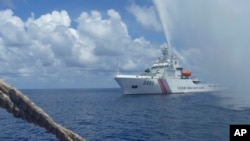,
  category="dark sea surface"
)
[0,88,250,141]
